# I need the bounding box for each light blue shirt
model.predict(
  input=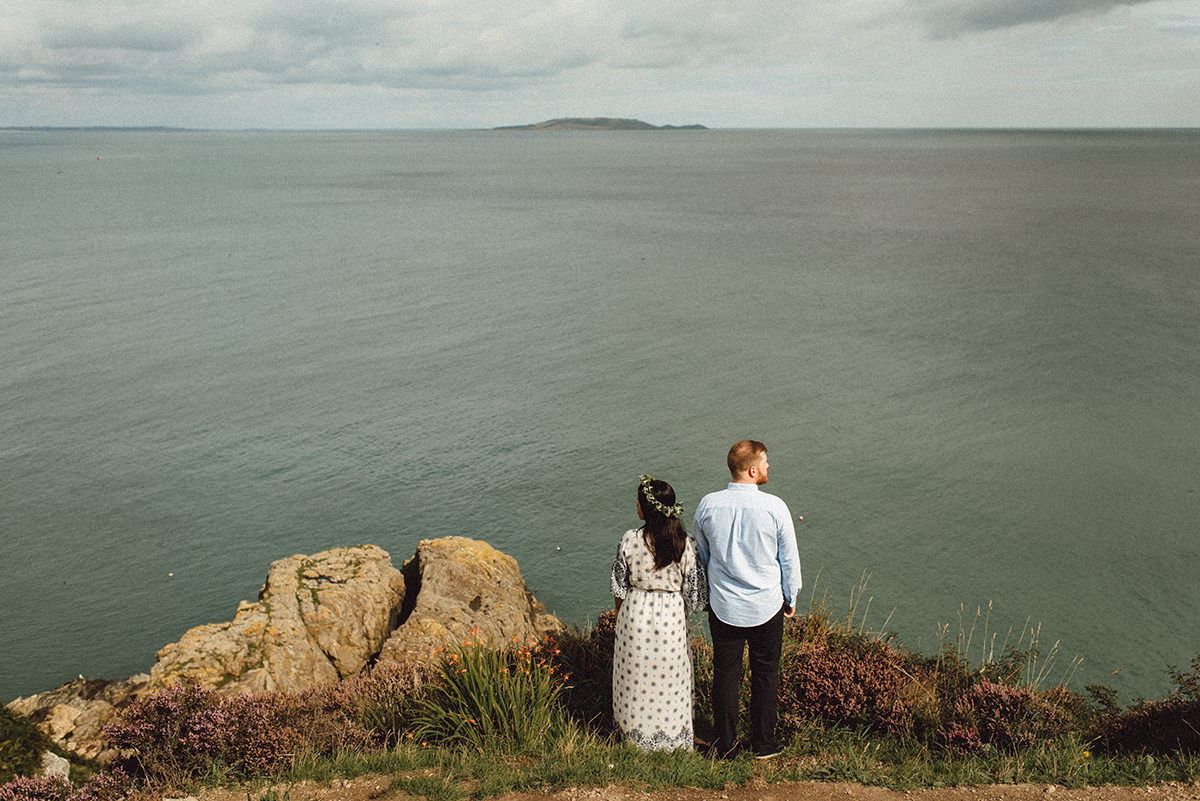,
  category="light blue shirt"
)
[692,482,803,627]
